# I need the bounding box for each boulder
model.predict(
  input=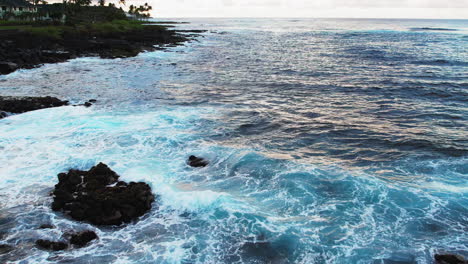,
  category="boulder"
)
[35,239,68,251]
[69,230,98,247]
[435,254,467,264]
[188,155,209,167]
[52,163,154,226]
